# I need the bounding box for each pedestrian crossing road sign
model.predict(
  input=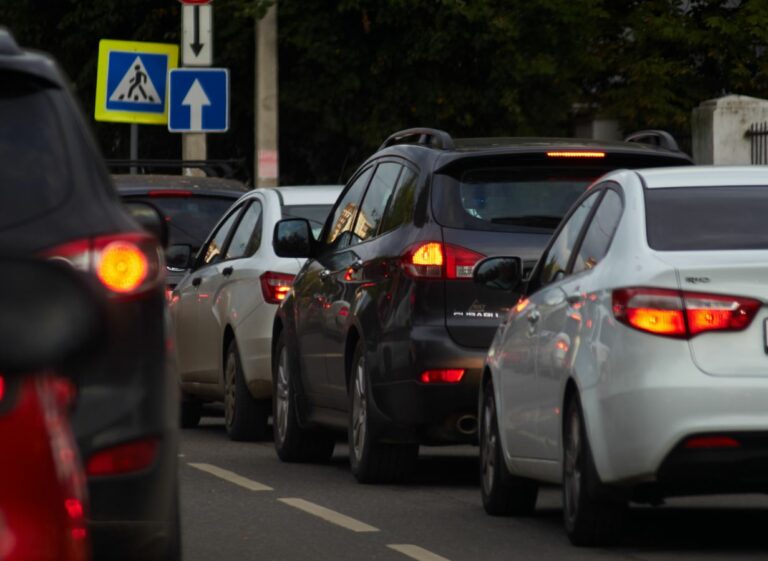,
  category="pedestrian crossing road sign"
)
[168,68,229,133]
[95,39,179,125]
